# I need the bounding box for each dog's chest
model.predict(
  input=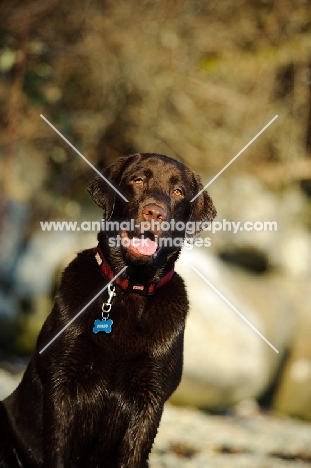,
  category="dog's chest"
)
[87,289,180,365]
[92,296,159,349]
